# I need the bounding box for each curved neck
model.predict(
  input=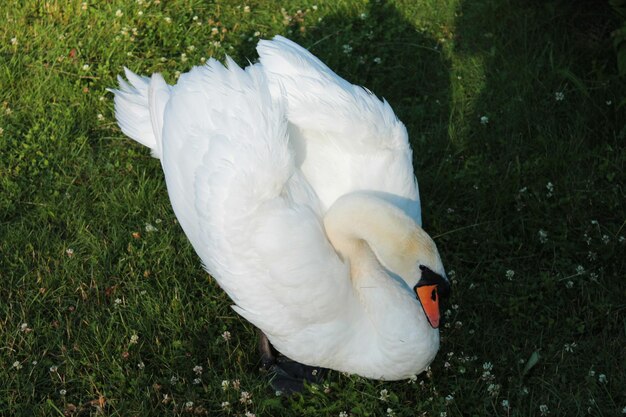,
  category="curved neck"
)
[323,193,425,281]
